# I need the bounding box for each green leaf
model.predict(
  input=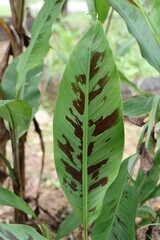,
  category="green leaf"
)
[56,212,81,240]
[0,224,47,240]
[54,21,124,227]
[123,95,154,117]
[145,95,160,148]
[0,187,36,218]
[86,0,110,23]
[134,0,160,45]
[137,205,157,220]
[92,155,139,240]
[0,99,32,135]
[136,167,160,204]
[2,58,42,116]
[107,0,160,72]
[16,0,64,98]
